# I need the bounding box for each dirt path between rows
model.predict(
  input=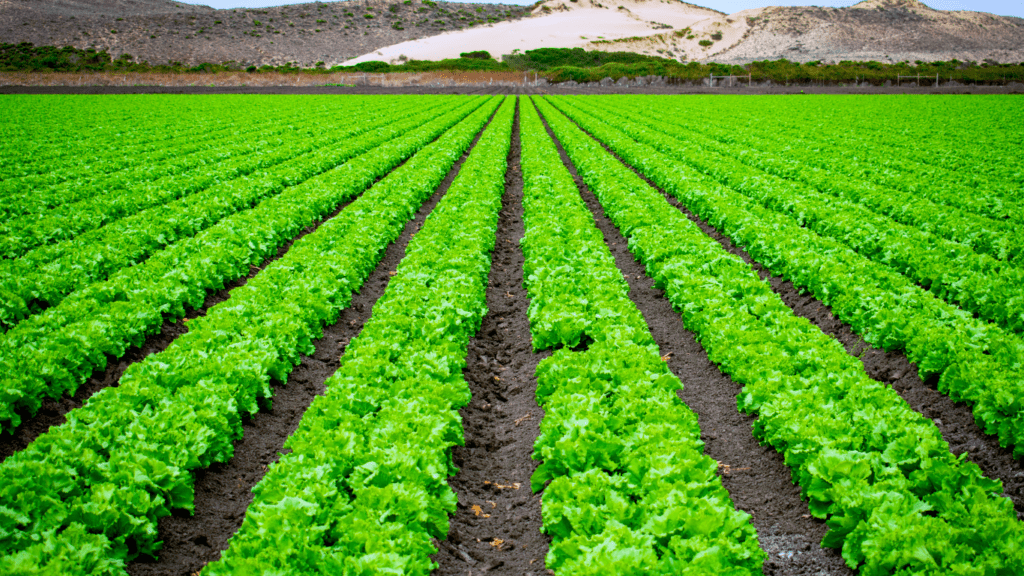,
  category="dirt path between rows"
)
[574,118,1024,522]
[0,198,352,465]
[112,106,493,574]
[0,102,479,466]
[549,101,1024,523]
[535,102,854,576]
[433,100,551,576]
